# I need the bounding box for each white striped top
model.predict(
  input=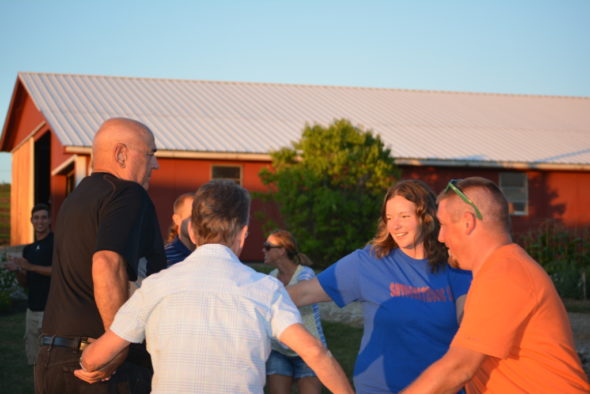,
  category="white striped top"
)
[269,265,326,357]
